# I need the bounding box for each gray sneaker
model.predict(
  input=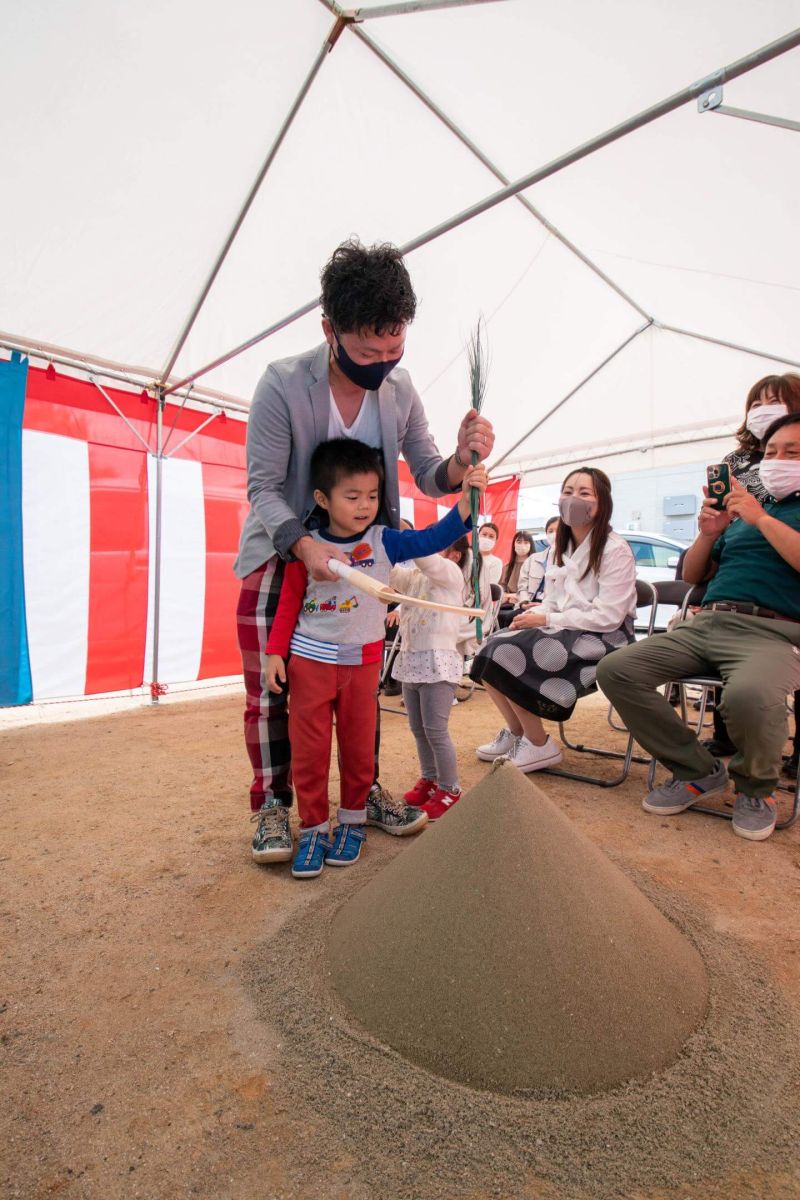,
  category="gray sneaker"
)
[732,793,777,842]
[642,760,729,815]
[251,799,293,863]
[366,782,428,836]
